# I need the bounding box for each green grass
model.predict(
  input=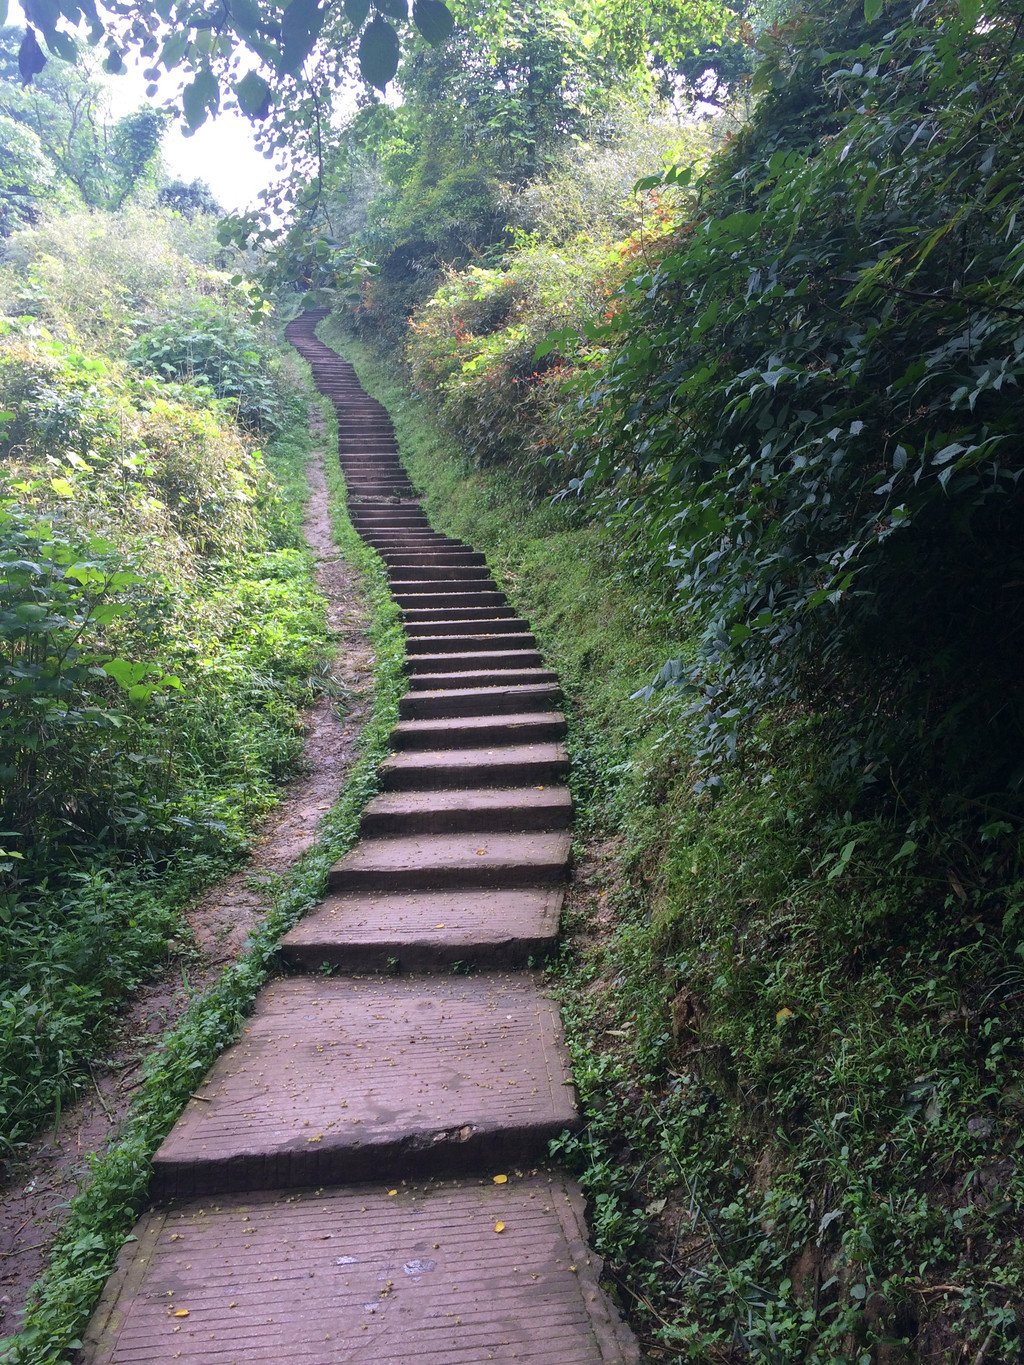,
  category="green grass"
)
[1,348,405,1365]
[318,318,1024,1364]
